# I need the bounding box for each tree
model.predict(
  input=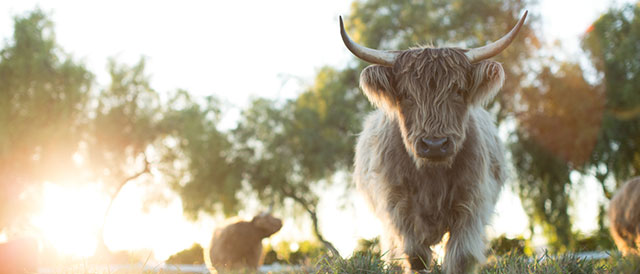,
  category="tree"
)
[232,94,349,257]
[510,60,604,251]
[0,9,243,259]
[583,2,640,193]
[581,2,640,240]
[158,90,240,218]
[0,9,92,229]
[87,58,163,256]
